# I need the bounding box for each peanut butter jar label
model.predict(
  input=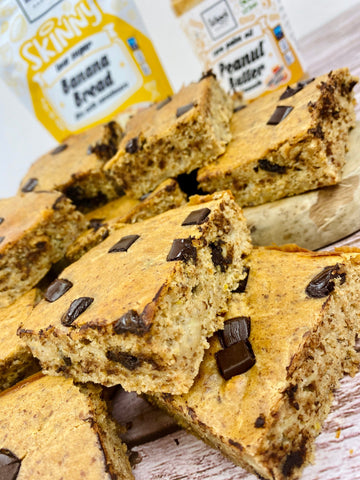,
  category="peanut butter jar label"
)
[0,0,172,140]
[175,0,305,99]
